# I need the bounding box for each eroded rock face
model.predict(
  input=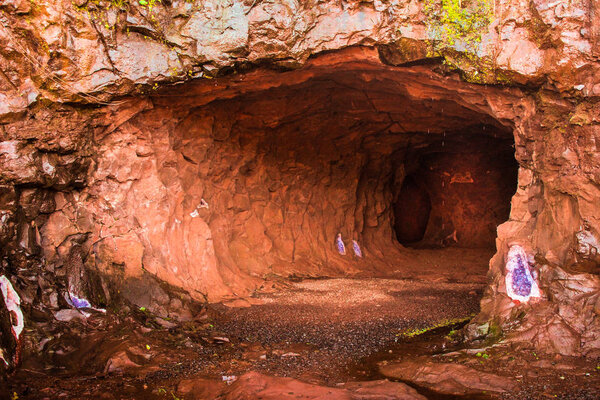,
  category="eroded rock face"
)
[0,0,597,110]
[0,0,600,364]
[26,50,526,303]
